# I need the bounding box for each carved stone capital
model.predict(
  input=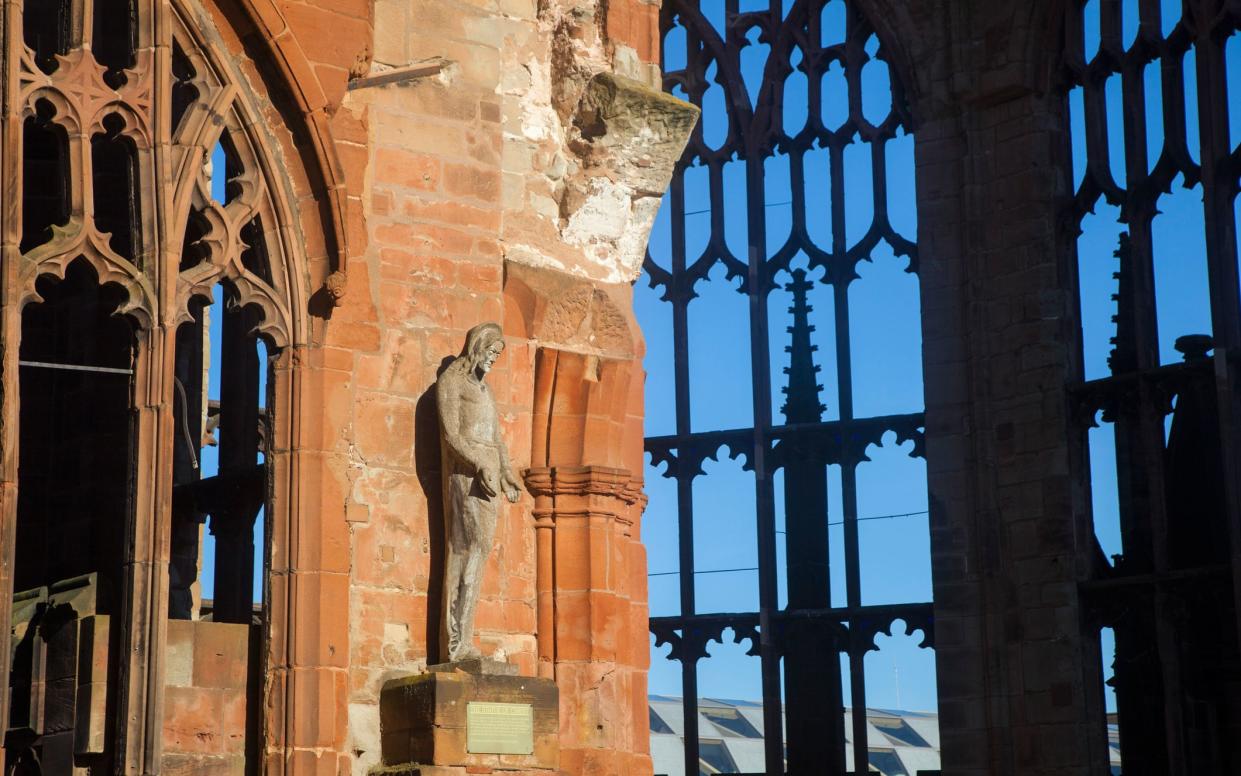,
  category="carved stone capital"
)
[523,465,644,506]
